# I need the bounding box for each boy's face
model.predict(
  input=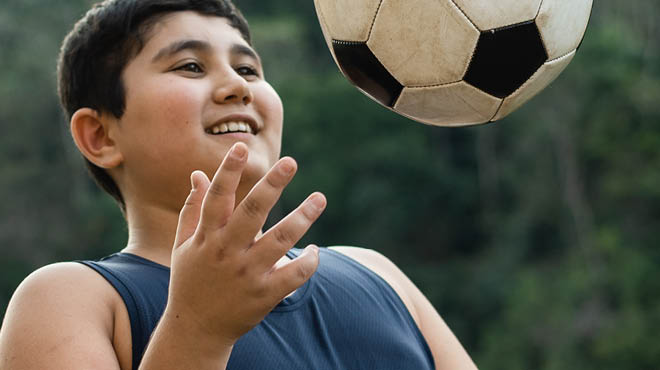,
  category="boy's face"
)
[111,11,283,211]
